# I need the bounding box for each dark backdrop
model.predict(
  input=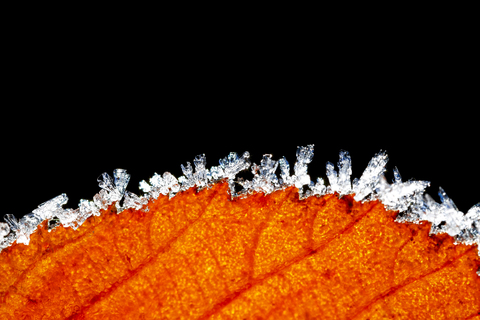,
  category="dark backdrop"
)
[2,51,477,222]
